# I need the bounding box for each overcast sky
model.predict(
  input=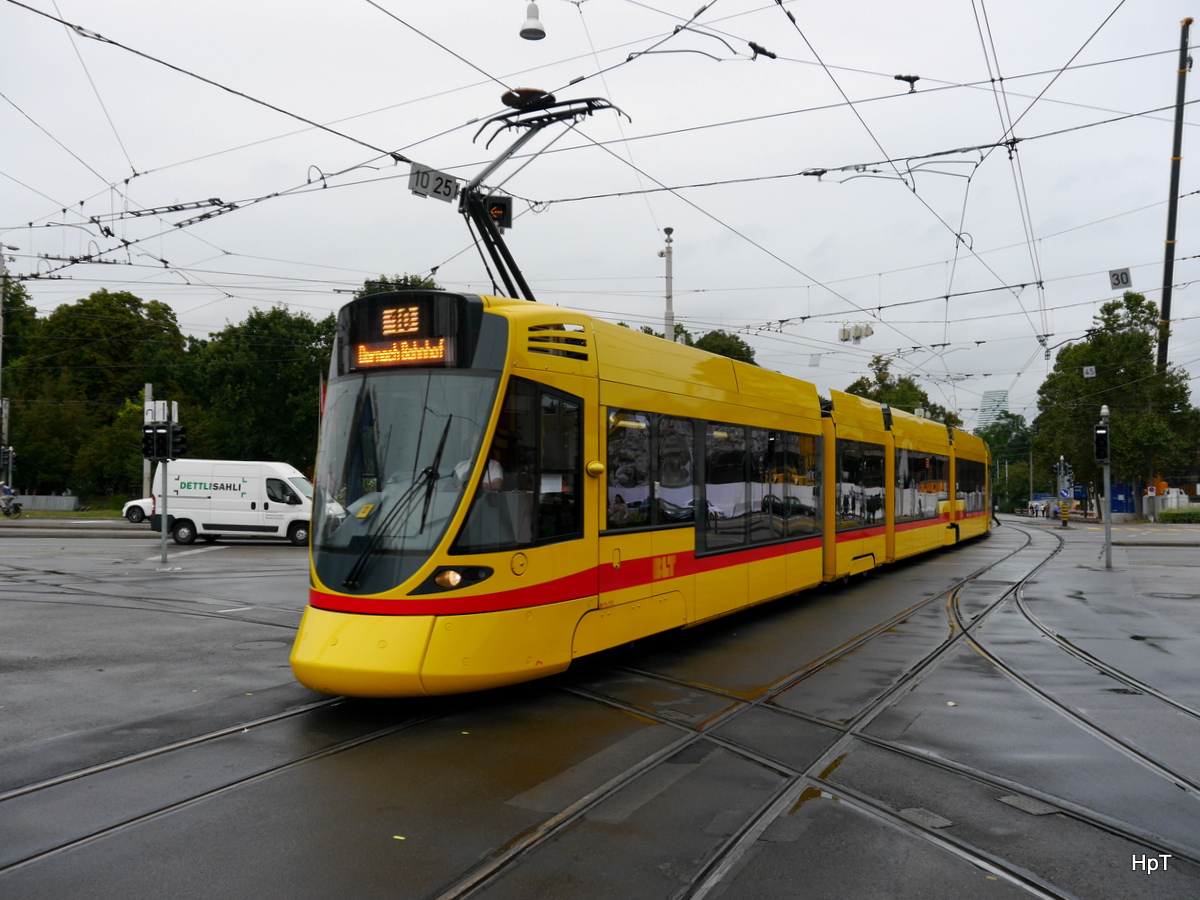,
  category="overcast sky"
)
[4,0,1199,427]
